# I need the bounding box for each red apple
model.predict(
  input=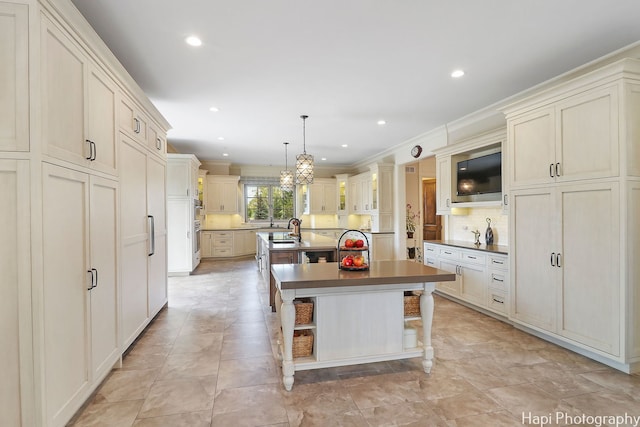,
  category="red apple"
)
[355,239,364,248]
[342,256,354,267]
[344,239,355,248]
[353,255,365,267]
